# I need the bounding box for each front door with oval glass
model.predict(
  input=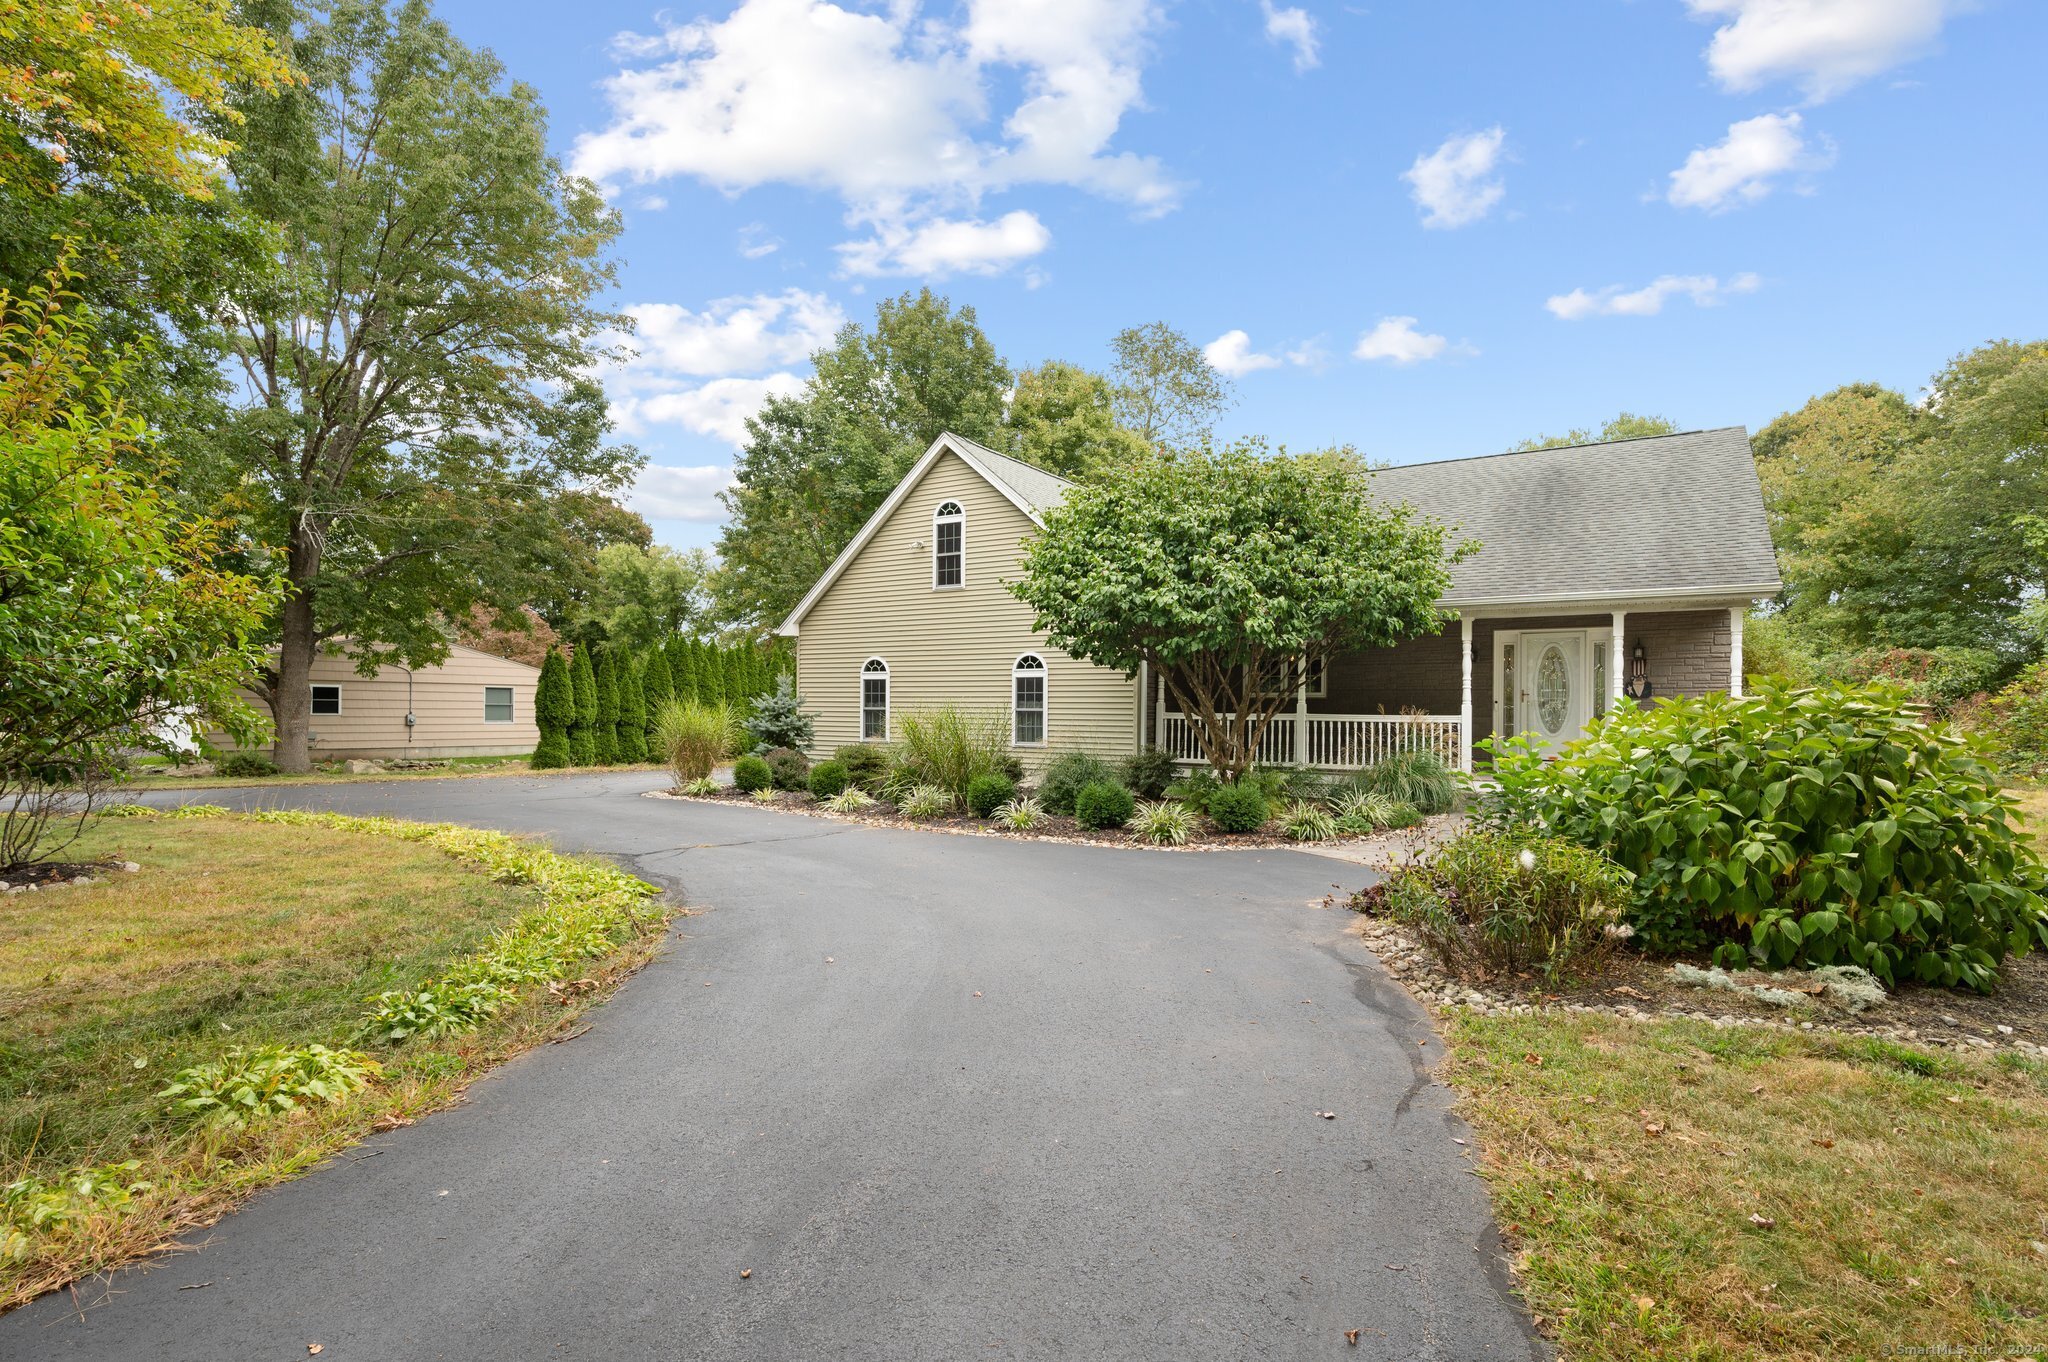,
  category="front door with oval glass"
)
[1497,629,1591,757]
